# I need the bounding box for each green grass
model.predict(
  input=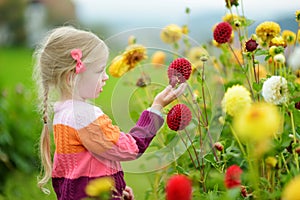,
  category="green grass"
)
[0,47,159,200]
[0,171,56,200]
[0,47,34,90]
